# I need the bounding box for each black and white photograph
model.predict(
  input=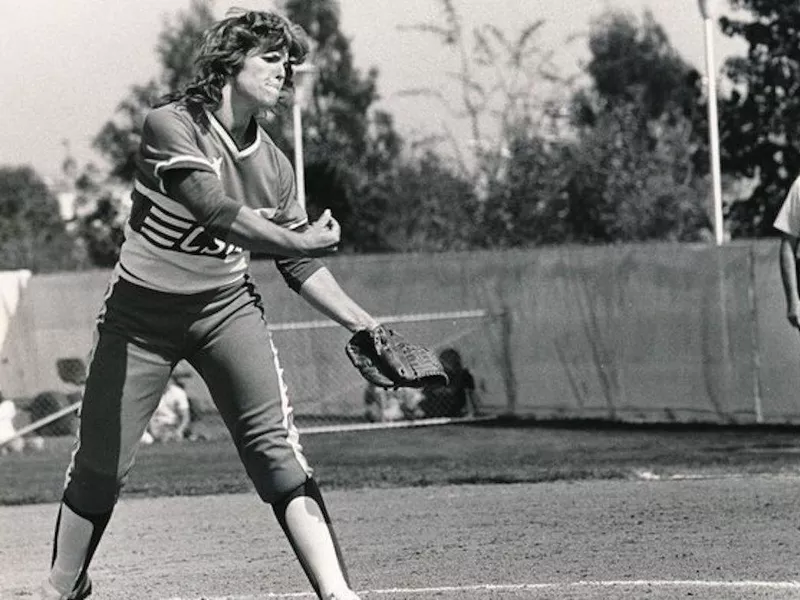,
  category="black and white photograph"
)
[2,1,800,598]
